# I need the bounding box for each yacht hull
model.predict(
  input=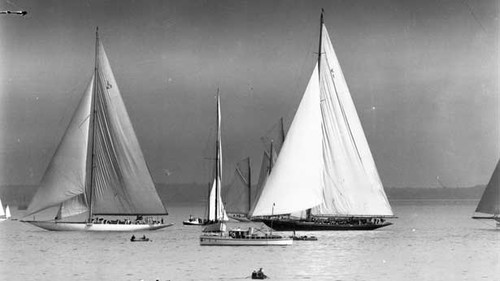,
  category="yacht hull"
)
[23,221,173,232]
[199,235,292,246]
[261,219,392,231]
